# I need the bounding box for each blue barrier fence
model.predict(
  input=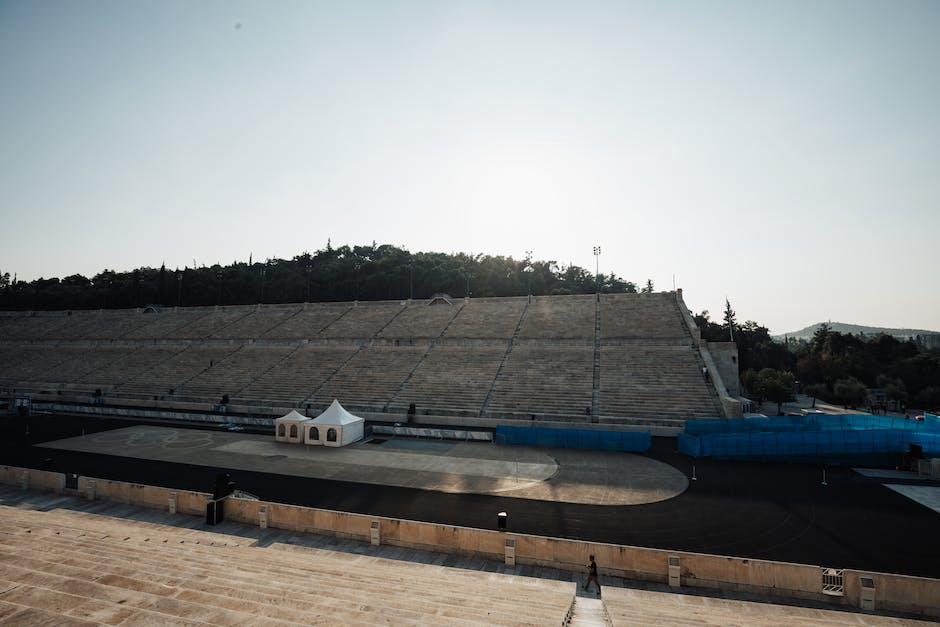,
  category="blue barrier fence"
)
[683,414,940,436]
[679,414,940,463]
[495,425,651,452]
